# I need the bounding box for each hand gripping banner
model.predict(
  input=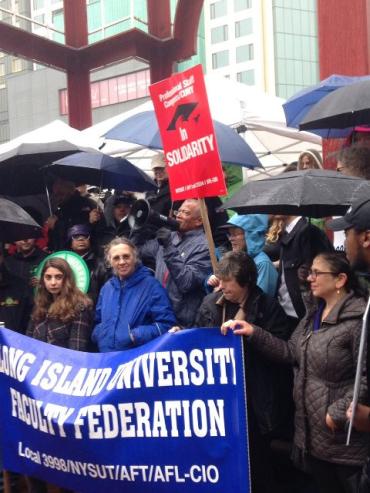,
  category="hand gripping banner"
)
[0,327,250,492]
